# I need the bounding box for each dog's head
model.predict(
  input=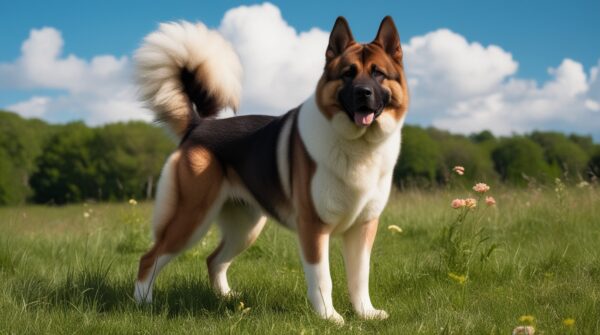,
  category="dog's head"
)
[316,16,409,140]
